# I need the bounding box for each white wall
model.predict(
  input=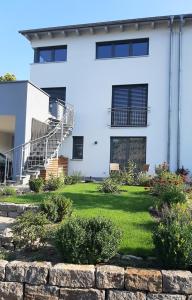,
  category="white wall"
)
[29,24,185,177]
[25,82,50,142]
